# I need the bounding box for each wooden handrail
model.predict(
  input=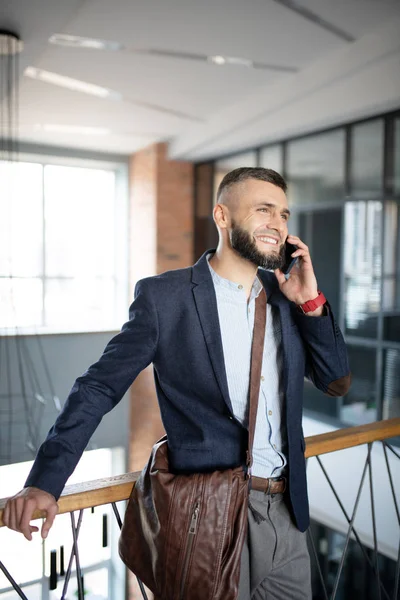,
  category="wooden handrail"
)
[304,417,400,458]
[0,418,399,527]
